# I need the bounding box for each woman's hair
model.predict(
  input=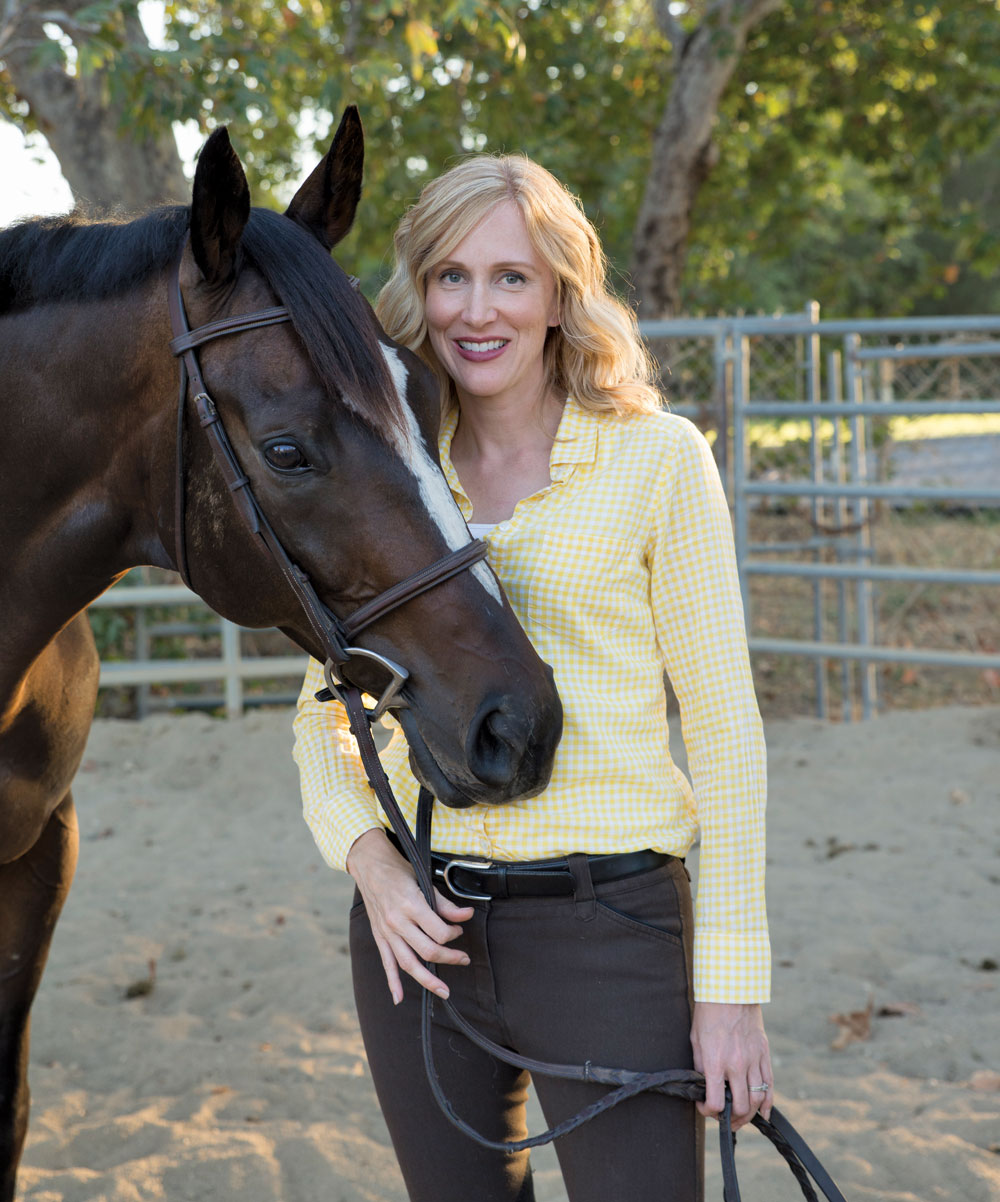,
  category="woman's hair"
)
[376,155,663,417]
